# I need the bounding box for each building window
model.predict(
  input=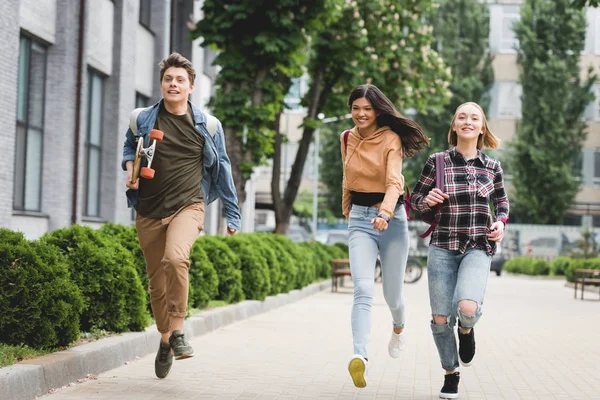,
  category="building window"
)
[563,214,583,226]
[85,70,105,217]
[14,36,47,212]
[594,149,600,185]
[139,0,151,30]
[490,4,520,53]
[489,81,522,119]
